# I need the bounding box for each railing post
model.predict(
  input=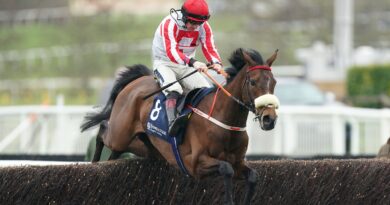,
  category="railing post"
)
[331,112,345,155]
[380,109,390,144]
[40,117,48,154]
[348,117,360,155]
[345,121,352,156]
[283,113,296,155]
